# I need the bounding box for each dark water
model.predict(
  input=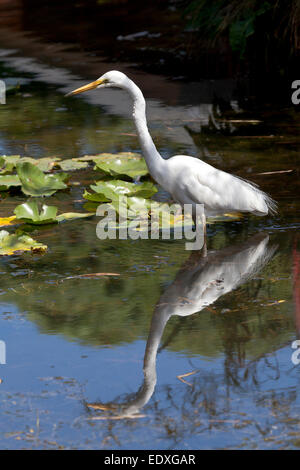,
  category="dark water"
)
[0,56,299,449]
